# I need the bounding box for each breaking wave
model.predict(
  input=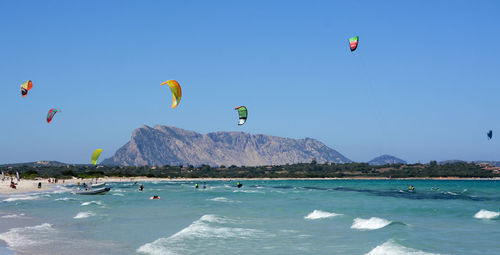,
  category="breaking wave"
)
[366,240,442,255]
[1,213,25,218]
[81,201,102,206]
[137,214,268,255]
[55,197,75,201]
[208,197,235,203]
[474,209,500,219]
[351,217,393,230]
[304,210,341,220]
[3,195,39,202]
[0,223,55,250]
[74,211,96,219]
